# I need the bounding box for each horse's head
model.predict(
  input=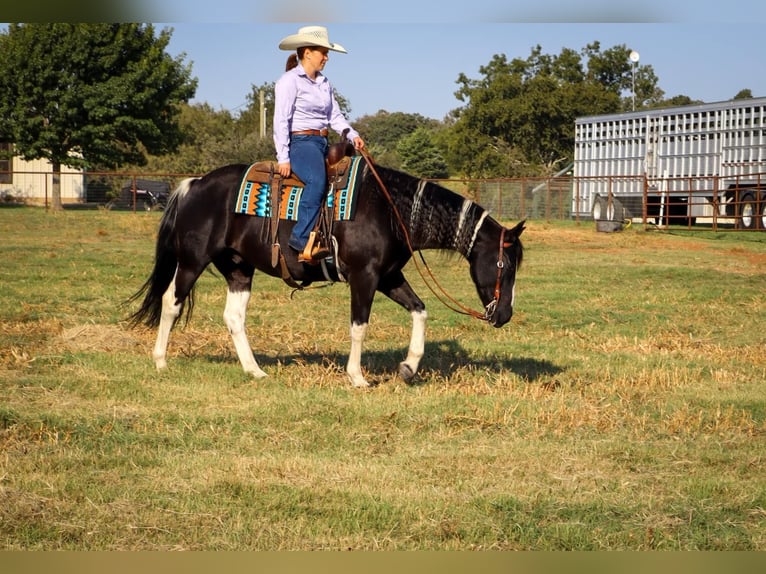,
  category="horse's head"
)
[469,219,525,327]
